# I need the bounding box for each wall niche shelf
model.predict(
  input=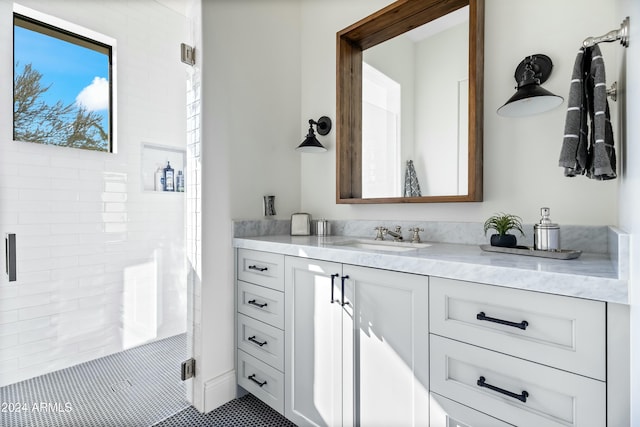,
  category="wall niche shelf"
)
[141,143,186,193]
